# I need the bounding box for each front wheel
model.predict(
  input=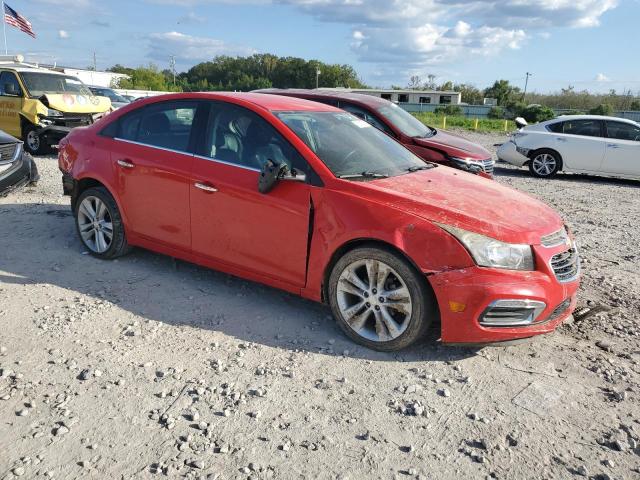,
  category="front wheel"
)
[74,187,131,259]
[23,125,50,155]
[327,247,436,351]
[529,150,561,178]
